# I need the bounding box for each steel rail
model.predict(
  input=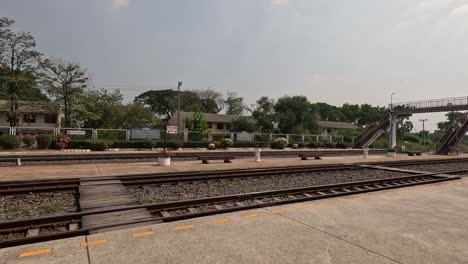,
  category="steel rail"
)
[0,172,460,248]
